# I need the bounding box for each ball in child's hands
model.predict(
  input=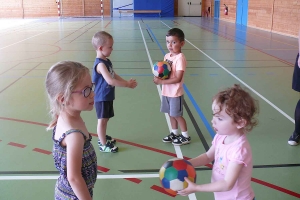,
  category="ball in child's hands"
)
[153,61,171,79]
[159,158,196,195]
